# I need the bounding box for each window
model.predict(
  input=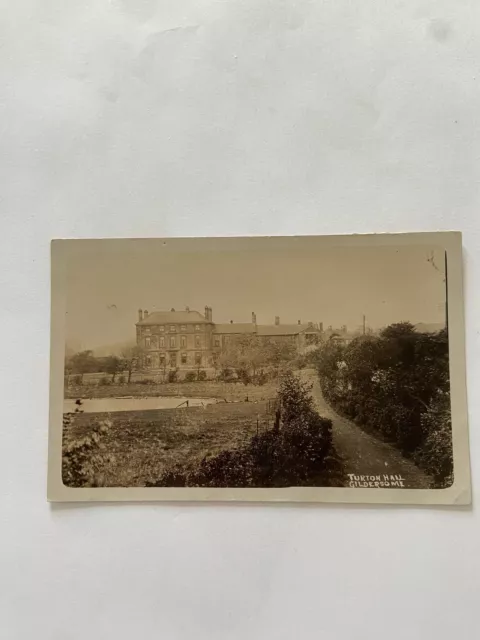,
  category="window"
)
[159,337,165,348]
[170,353,177,367]
[151,336,158,349]
[159,354,166,366]
[145,356,151,368]
[180,336,187,348]
[144,327,151,335]
[145,337,151,348]
[195,324,201,331]
[195,335,201,348]
[159,325,165,332]
[181,353,187,364]
[180,325,187,332]
[170,325,176,332]
[195,352,202,365]
[170,336,176,348]
[214,338,220,347]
